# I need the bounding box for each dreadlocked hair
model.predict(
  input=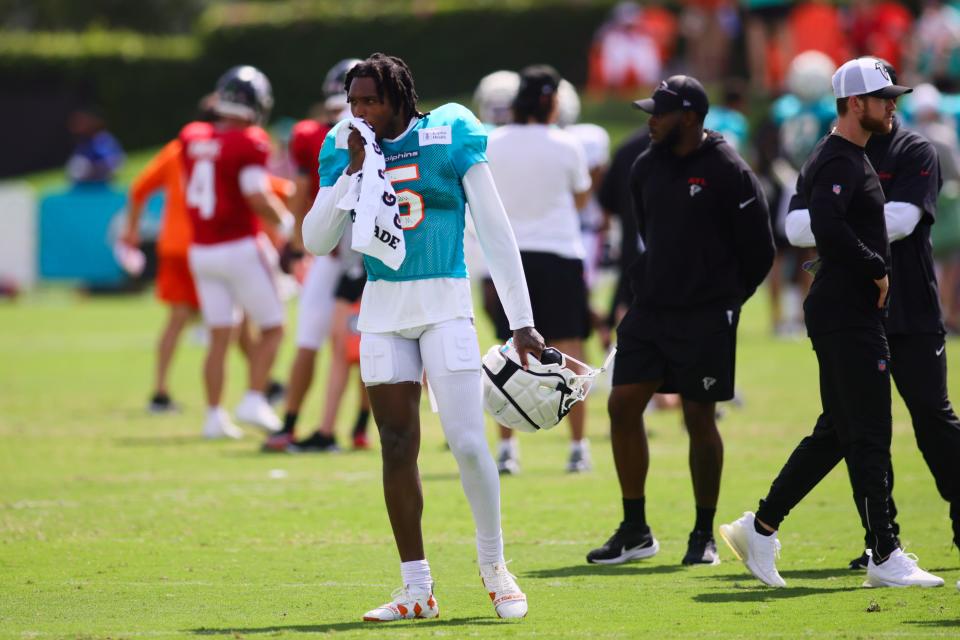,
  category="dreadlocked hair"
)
[344,53,424,121]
